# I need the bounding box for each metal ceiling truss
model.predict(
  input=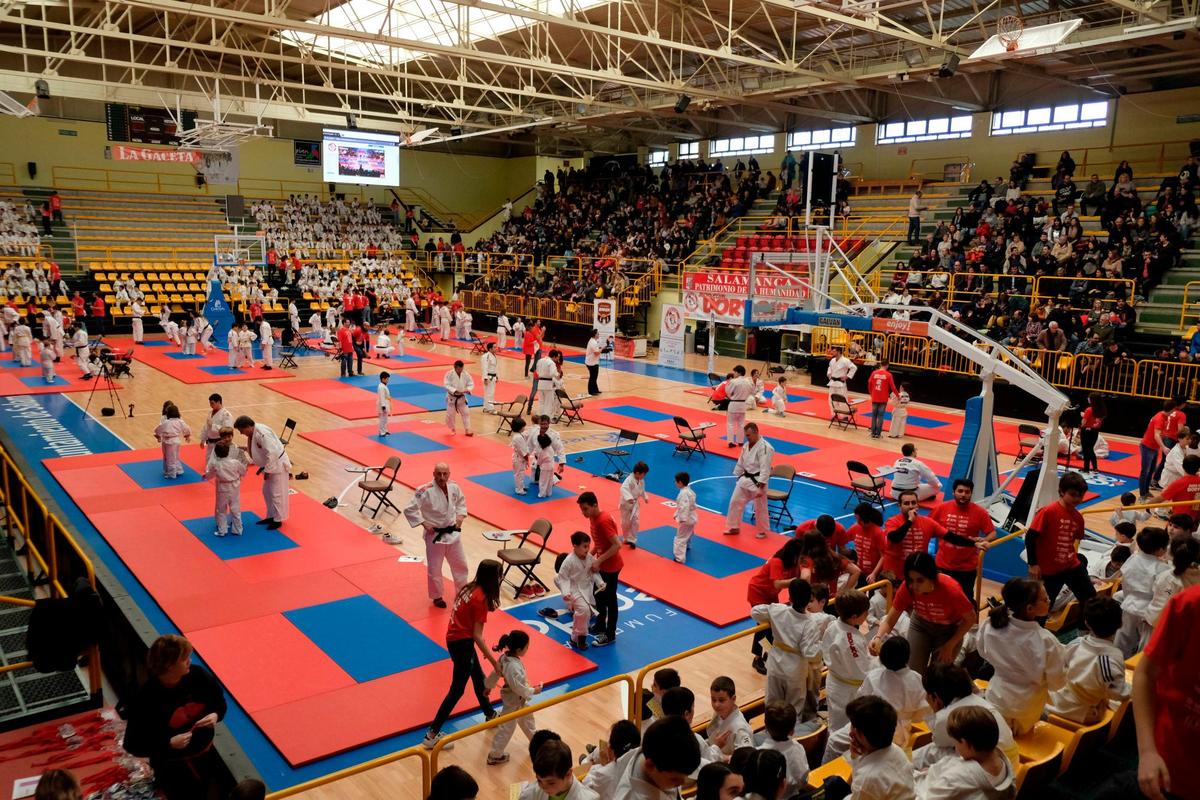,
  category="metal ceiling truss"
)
[0,0,1194,148]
